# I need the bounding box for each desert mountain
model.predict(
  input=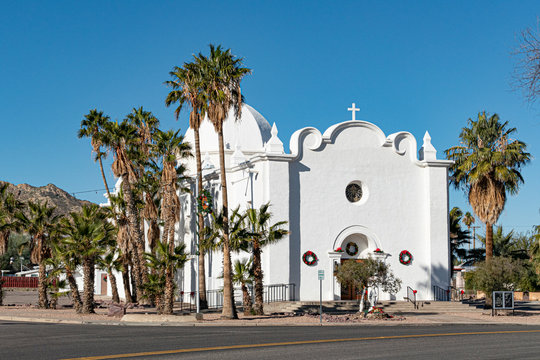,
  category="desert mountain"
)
[1,181,94,217]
